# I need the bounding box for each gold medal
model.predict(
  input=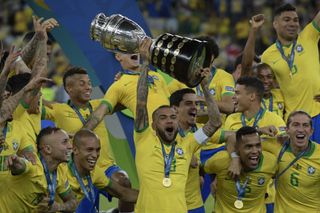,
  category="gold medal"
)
[162,177,172,187]
[234,200,243,209]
